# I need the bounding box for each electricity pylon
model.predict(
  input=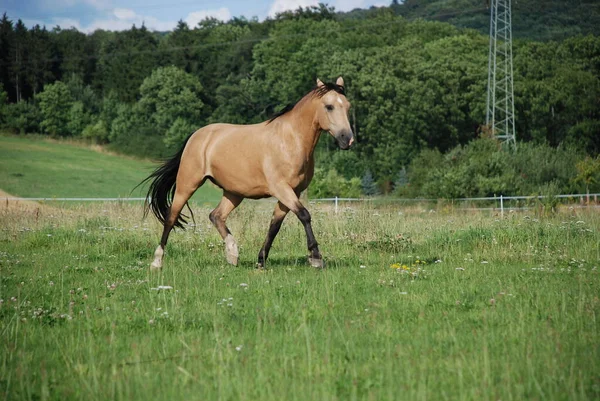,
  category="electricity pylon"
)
[485,0,516,147]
